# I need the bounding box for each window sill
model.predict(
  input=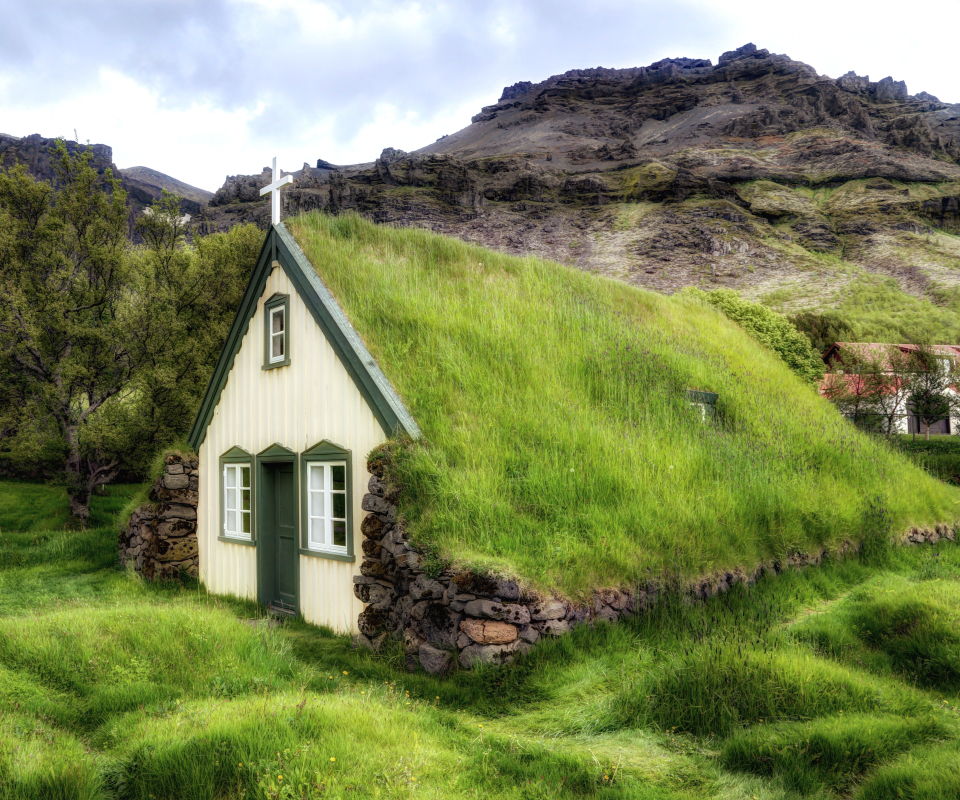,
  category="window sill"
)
[299,547,355,563]
[219,535,256,547]
[262,358,290,371]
